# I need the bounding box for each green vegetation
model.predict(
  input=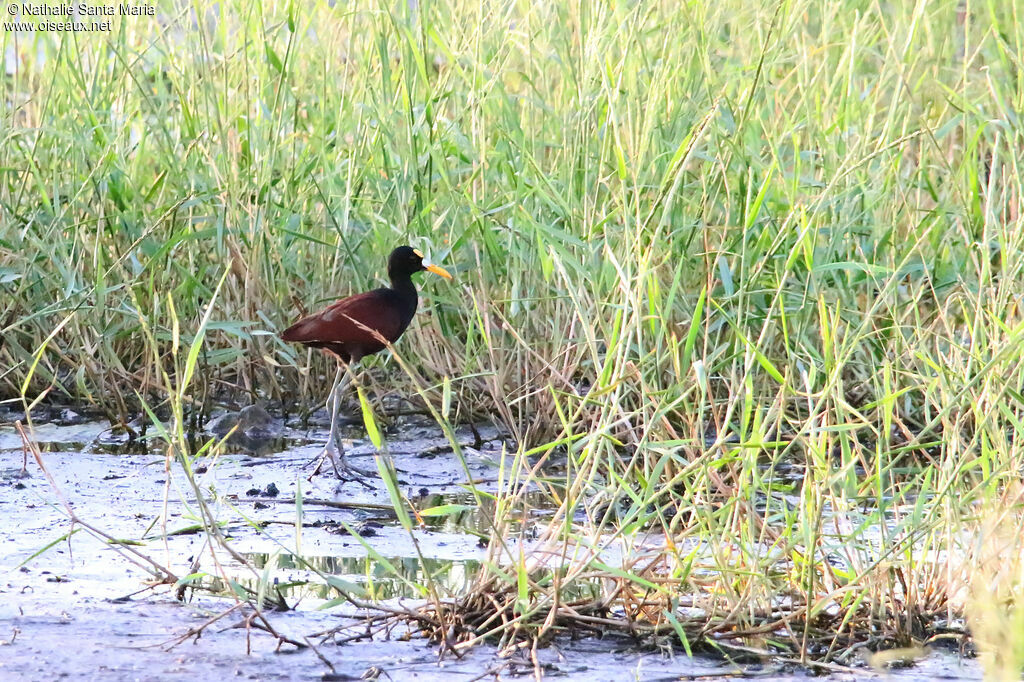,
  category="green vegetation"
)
[4,0,1024,670]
